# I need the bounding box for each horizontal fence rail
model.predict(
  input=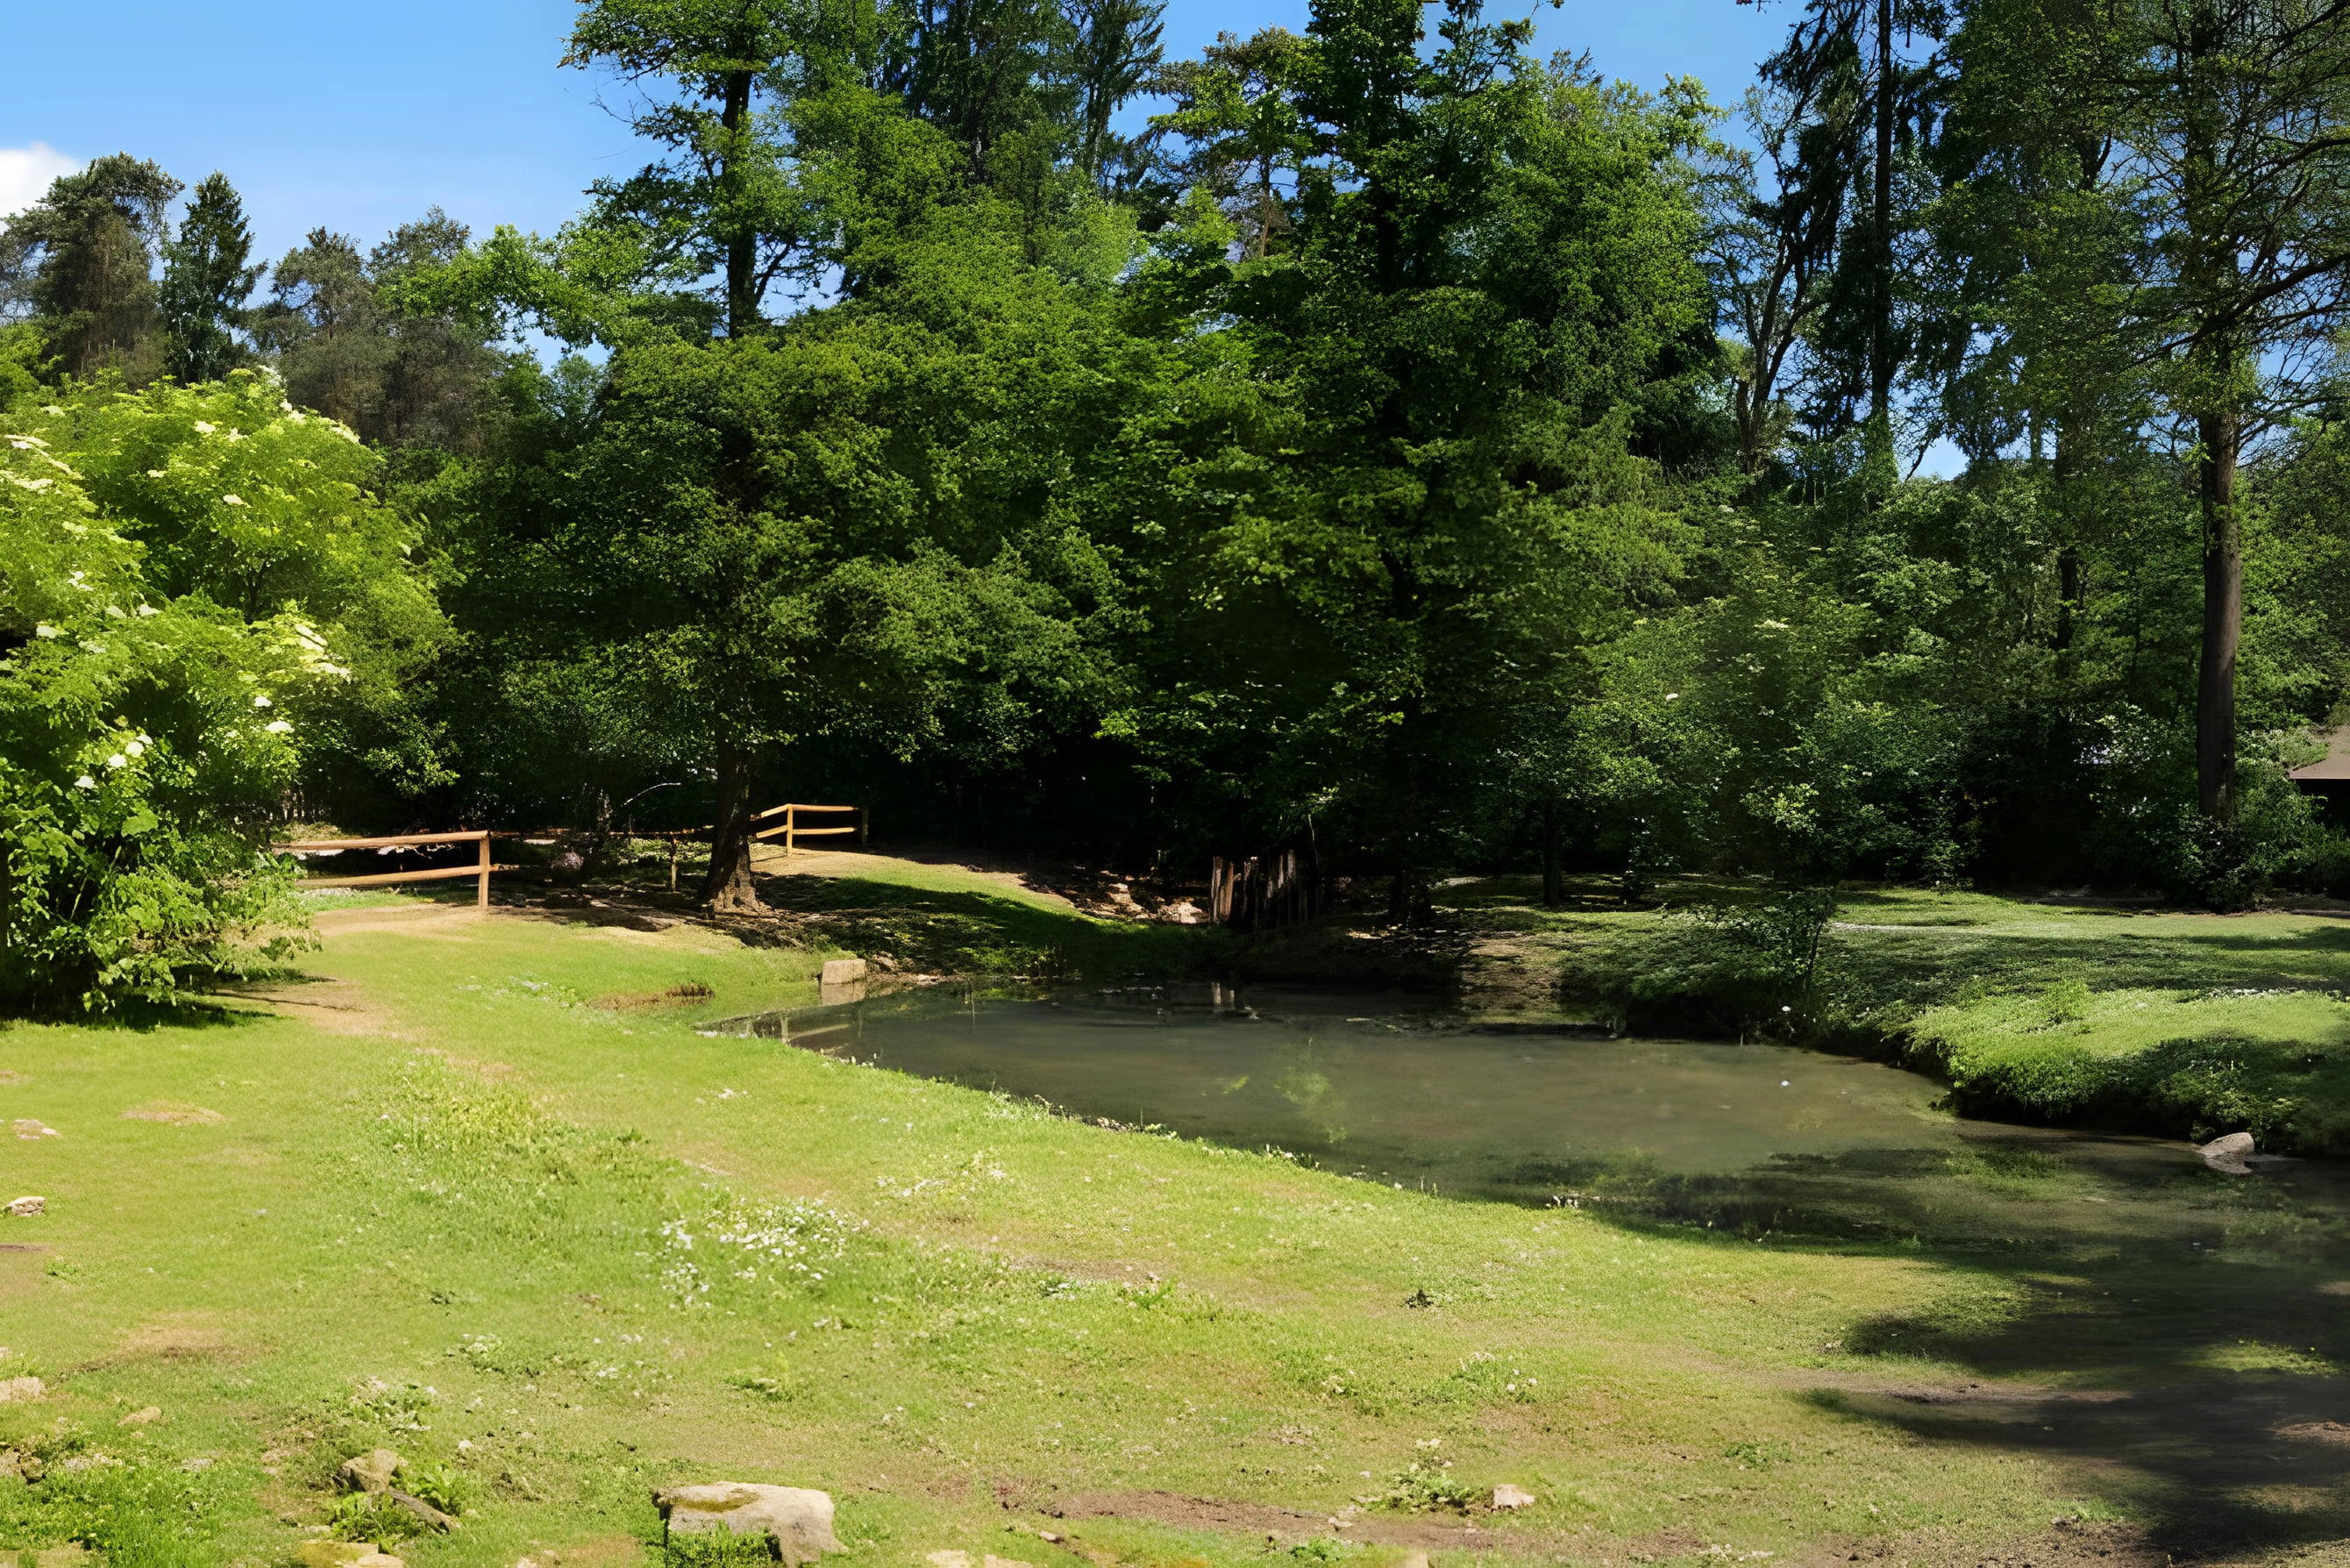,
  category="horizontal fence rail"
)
[272,830,512,909]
